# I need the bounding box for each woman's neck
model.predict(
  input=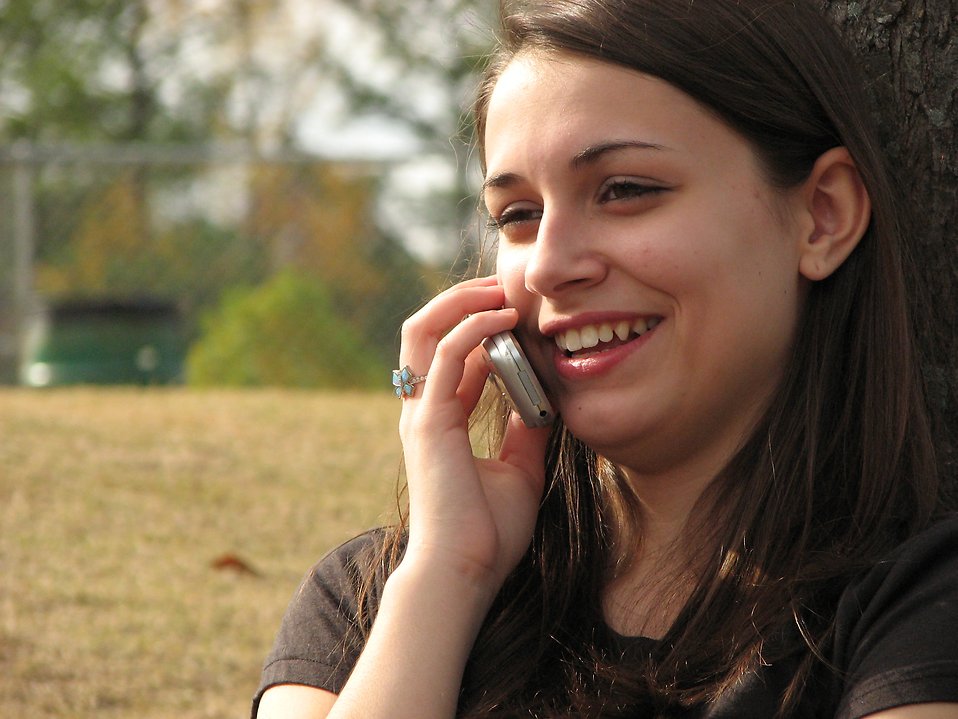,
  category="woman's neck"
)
[622,463,714,552]
[601,463,720,639]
